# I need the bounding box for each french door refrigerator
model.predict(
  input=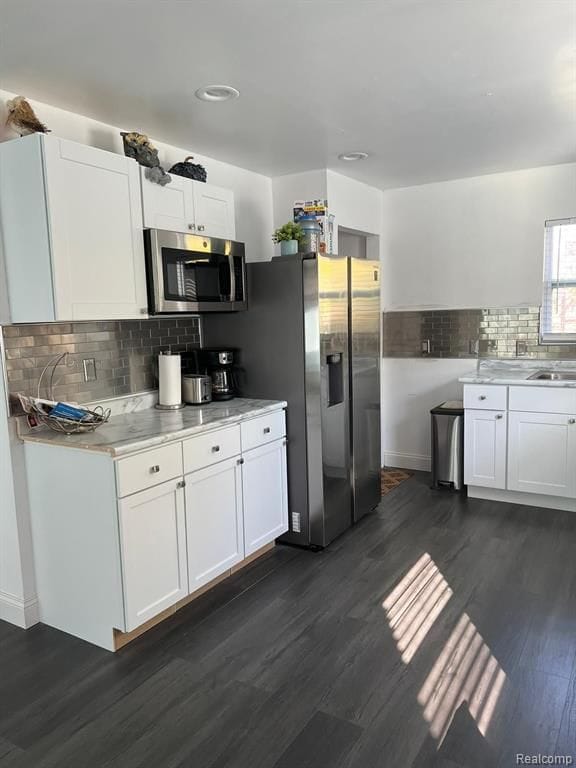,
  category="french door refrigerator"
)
[203,252,381,548]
